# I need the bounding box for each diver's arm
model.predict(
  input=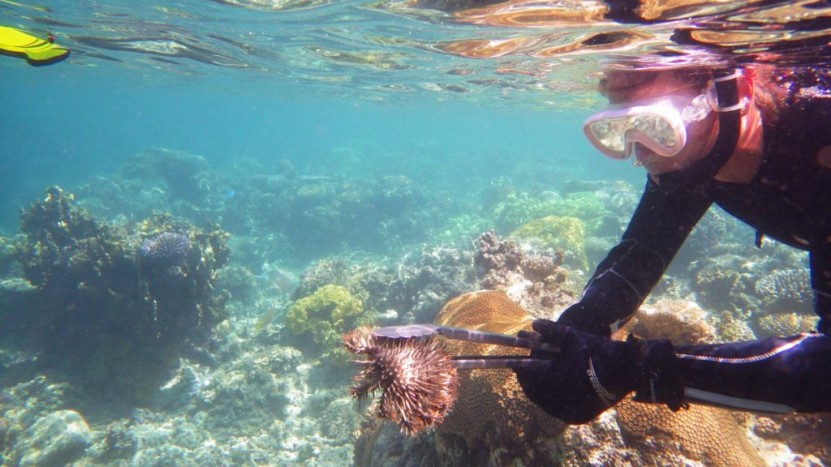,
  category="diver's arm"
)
[810,249,831,335]
[516,321,831,424]
[559,178,713,336]
[673,333,831,413]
